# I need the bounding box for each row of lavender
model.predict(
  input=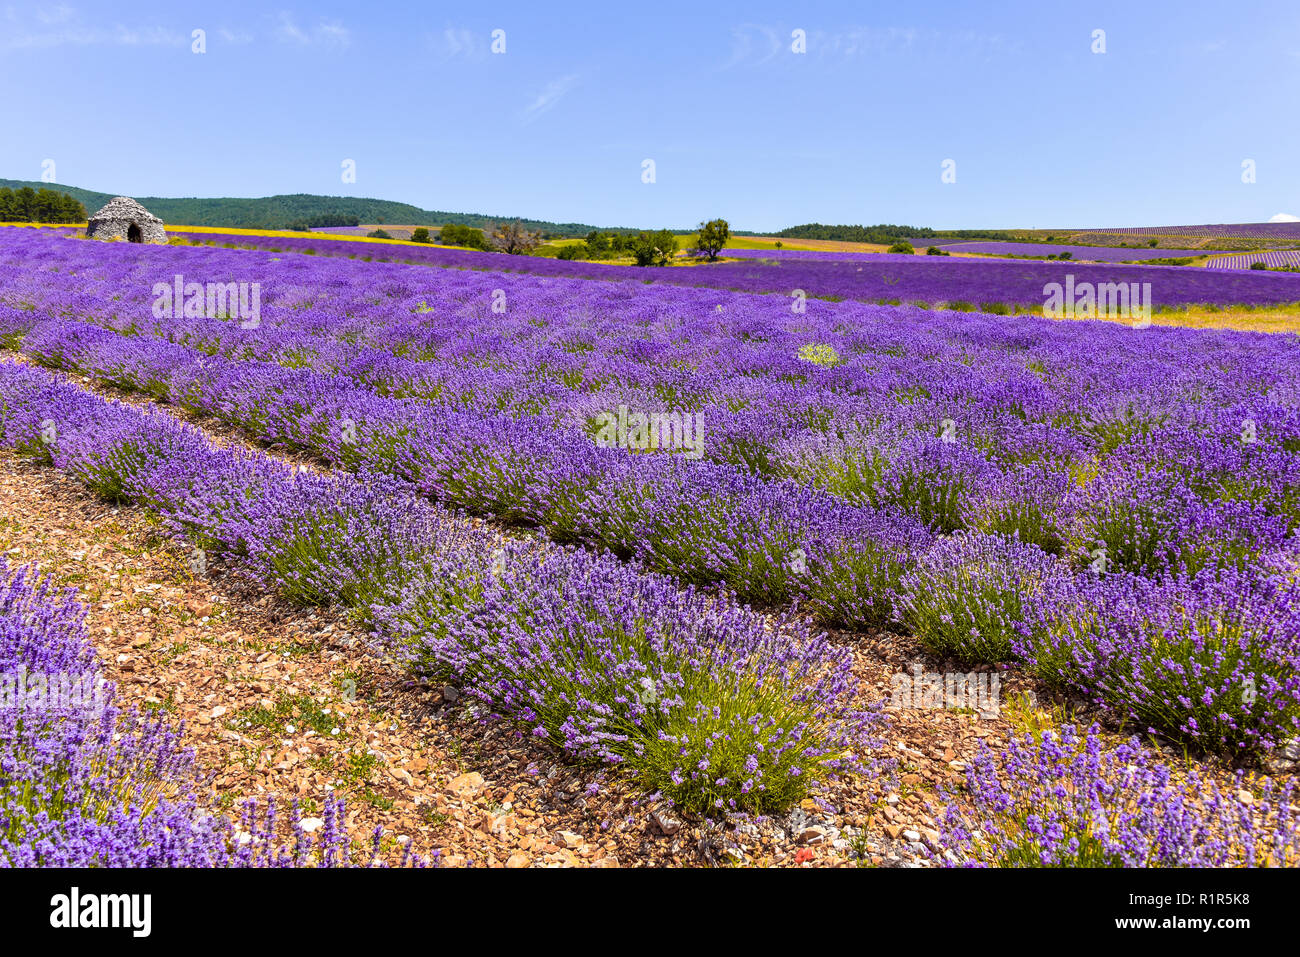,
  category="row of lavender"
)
[1208,251,1300,271]
[0,552,404,866]
[4,232,1300,757]
[1075,223,1300,240]
[4,362,1297,865]
[163,227,1300,307]
[0,359,880,816]
[936,242,1213,262]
